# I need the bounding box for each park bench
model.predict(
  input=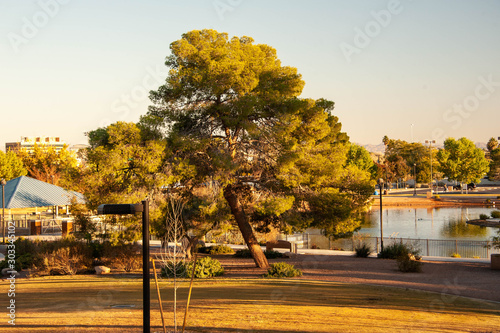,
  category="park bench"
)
[266,240,294,252]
